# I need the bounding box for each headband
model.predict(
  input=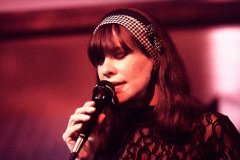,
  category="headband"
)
[93,9,164,67]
